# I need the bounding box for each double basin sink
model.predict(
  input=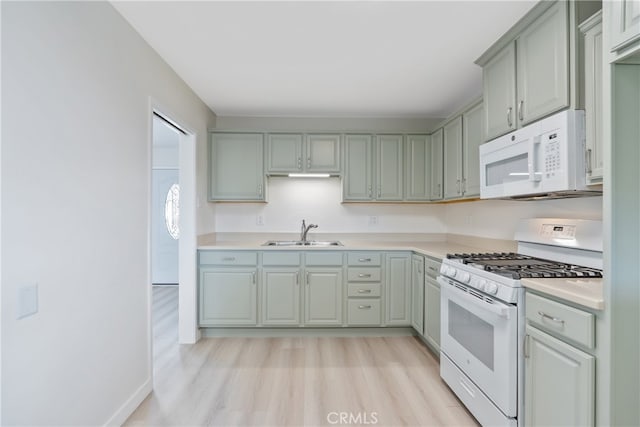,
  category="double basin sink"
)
[262,240,343,247]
